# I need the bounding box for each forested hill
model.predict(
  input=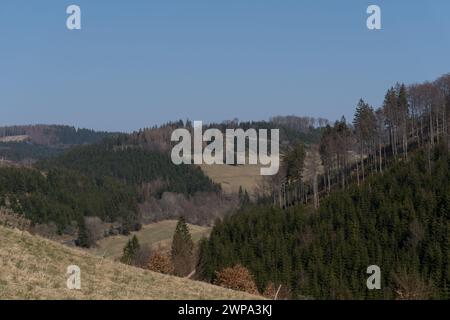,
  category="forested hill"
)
[0,138,220,243]
[198,143,450,300]
[0,125,115,146]
[0,118,325,162]
[37,142,220,197]
[0,166,139,234]
[120,117,327,153]
[0,125,118,162]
